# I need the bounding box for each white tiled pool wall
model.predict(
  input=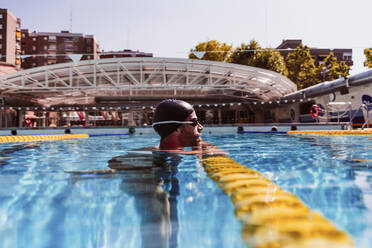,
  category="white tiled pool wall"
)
[0,123,349,136]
